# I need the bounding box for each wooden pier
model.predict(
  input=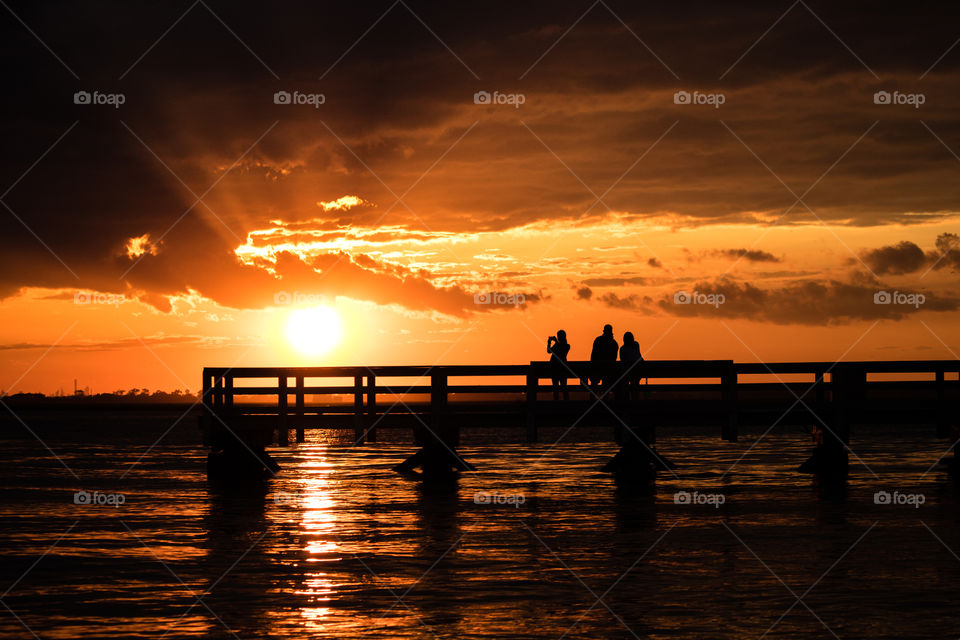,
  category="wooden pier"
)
[200,360,960,479]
